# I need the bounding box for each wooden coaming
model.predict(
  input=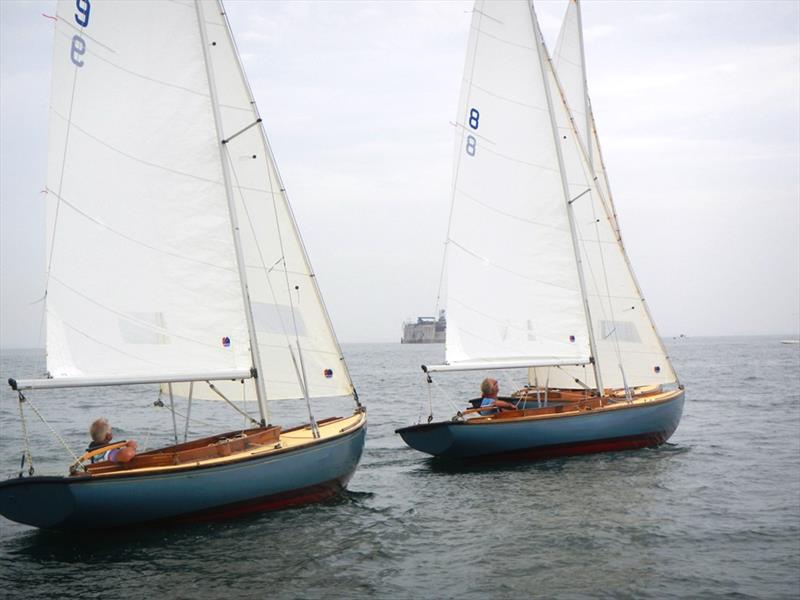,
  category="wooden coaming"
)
[79,411,366,479]
[466,387,683,425]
